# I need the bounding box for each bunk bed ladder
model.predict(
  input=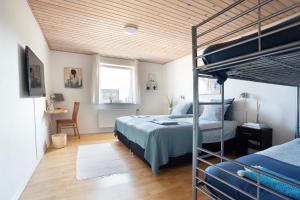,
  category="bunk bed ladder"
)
[192,27,226,200]
[192,26,198,200]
